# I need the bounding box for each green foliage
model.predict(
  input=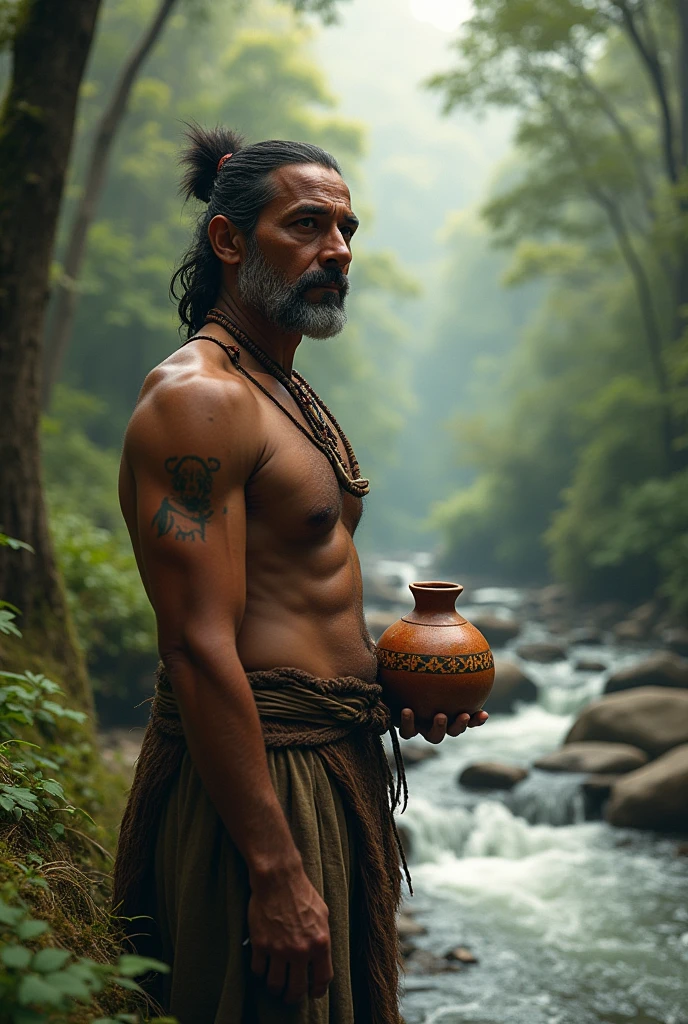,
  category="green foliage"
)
[41,388,158,710]
[50,514,156,699]
[0,894,169,1022]
[429,0,687,610]
[0,535,171,1023]
[549,469,688,609]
